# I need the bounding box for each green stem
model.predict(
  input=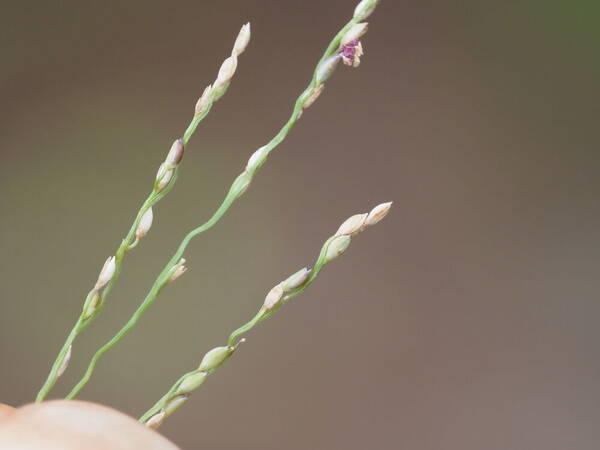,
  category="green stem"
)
[35,320,82,402]
[36,193,157,402]
[138,236,341,424]
[227,310,264,347]
[65,195,235,399]
[67,15,359,400]
[139,372,191,423]
[36,101,215,403]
